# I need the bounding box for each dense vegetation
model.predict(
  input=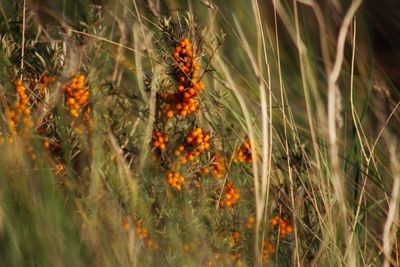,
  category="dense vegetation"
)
[0,1,399,266]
